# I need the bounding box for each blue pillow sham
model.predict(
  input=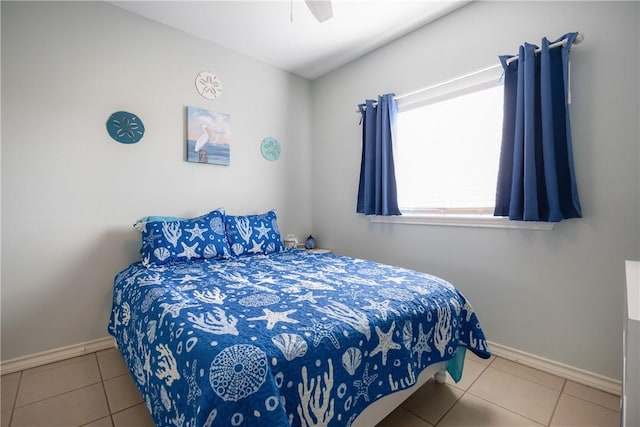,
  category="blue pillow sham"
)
[224,210,284,257]
[134,215,187,231]
[139,209,230,267]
